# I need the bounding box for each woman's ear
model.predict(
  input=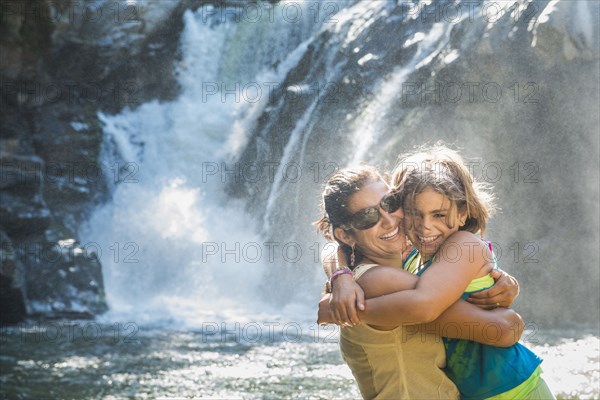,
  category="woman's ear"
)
[333,227,355,248]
